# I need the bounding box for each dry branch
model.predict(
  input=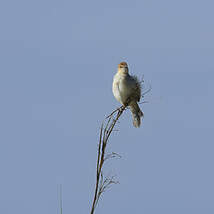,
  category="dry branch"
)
[90,106,126,214]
